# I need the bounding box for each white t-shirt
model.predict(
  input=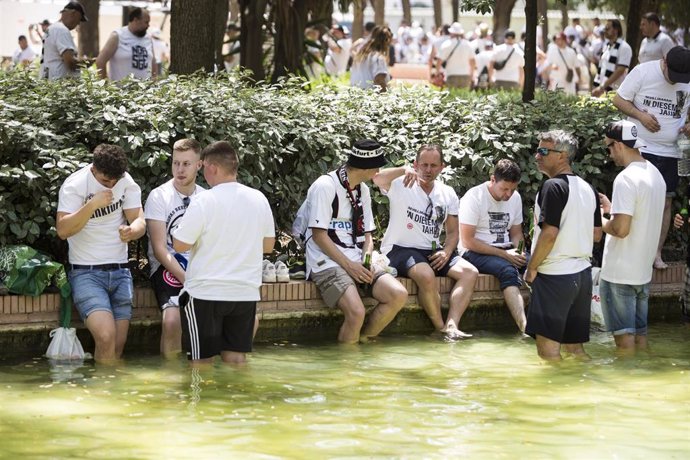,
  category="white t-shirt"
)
[458,182,523,251]
[545,45,579,94]
[437,38,474,77]
[173,182,275,302]
[616,61,690,158]
[491,43,525,83]
[325,38,352,76]
[144,179,205,276]
[380,177,459,254]
[109,27,154,81]
[40,22,78,80]
[13,46,37,66]
[638,32,675,63]
[58,165,142,265]
[596,38,632,90]
[152,38,169,64]
[350,53,390,89]
[601,161,665,285]
[305,172,375,275]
